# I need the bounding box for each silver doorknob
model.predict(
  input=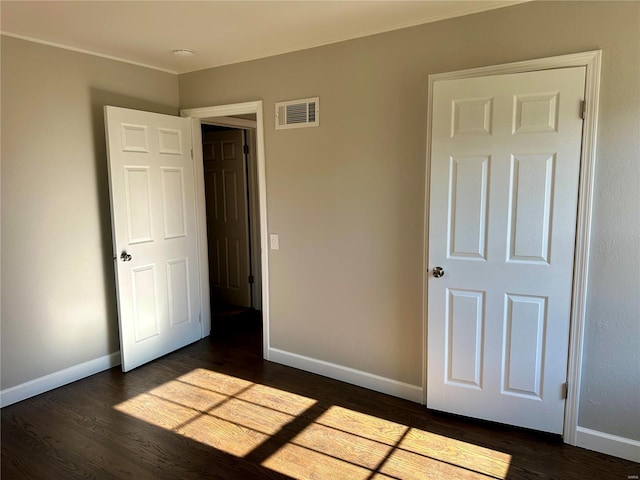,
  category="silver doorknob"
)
[120,251,132,262]
[432,266,444,278]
